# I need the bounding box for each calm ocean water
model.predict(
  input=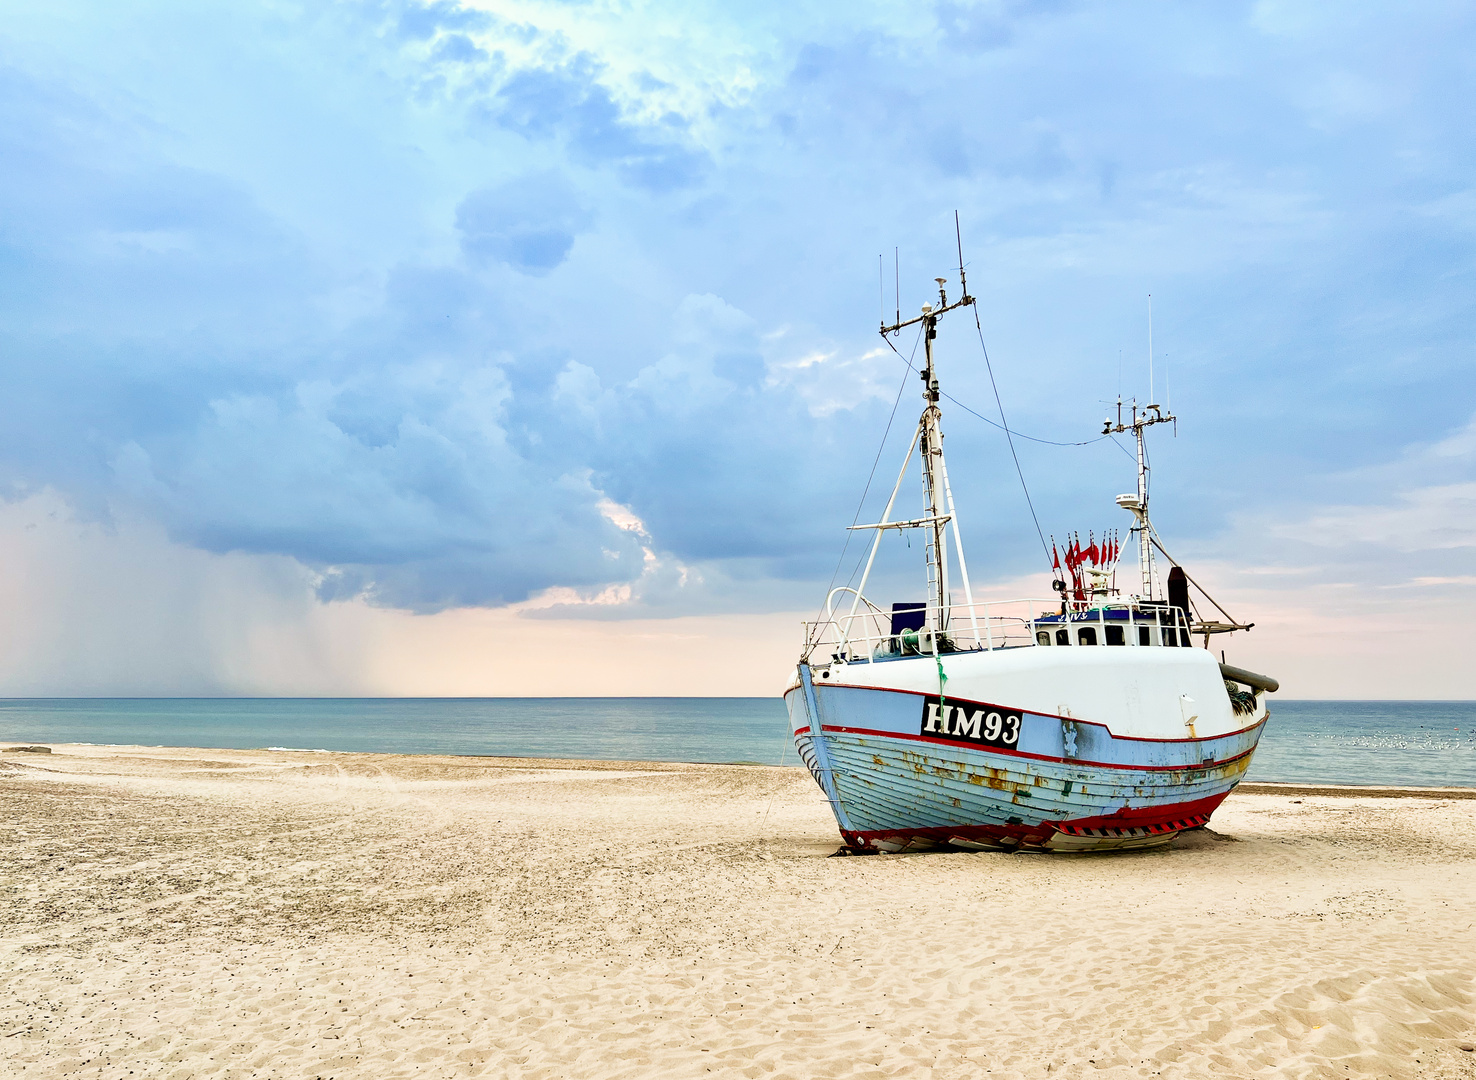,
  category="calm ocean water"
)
[0,698,1472,788]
